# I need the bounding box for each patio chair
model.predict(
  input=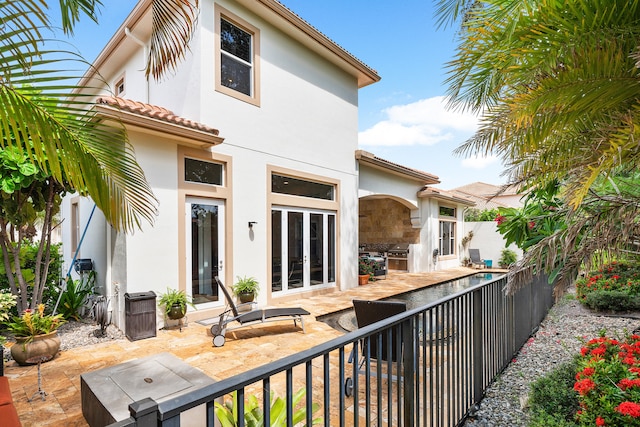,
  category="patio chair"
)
[468,249,486,269]
[344,299,408,397]
[210,277,310,347]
